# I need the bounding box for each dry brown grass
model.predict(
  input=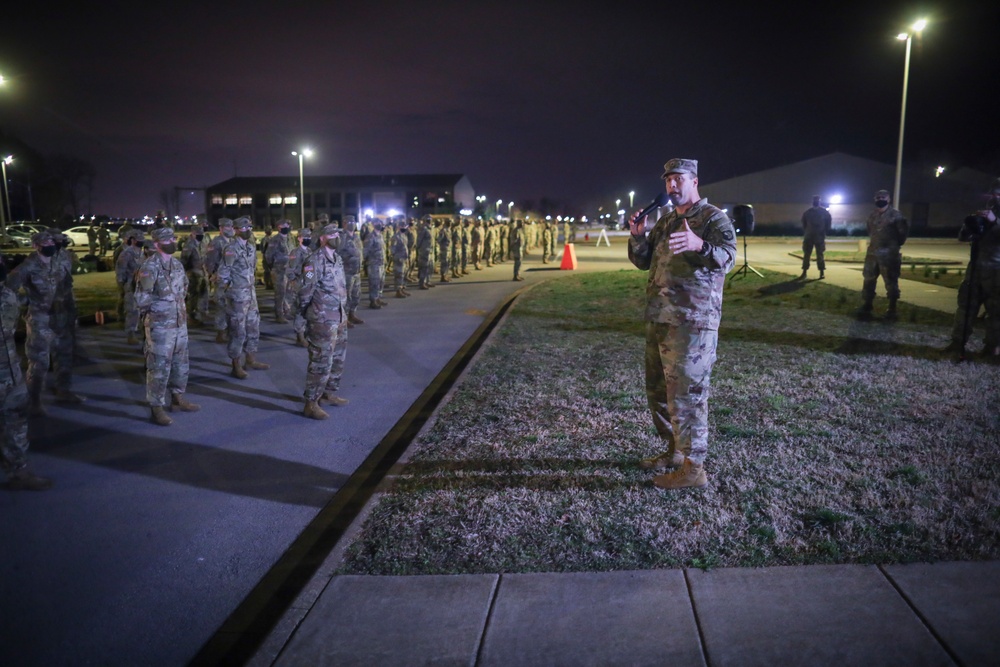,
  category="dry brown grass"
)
[338,270,1000,574]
